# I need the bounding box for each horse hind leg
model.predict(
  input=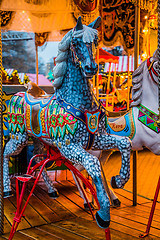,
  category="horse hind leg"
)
[41,169,59,199]
[32,138,59,199]
[3,132,28,198]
